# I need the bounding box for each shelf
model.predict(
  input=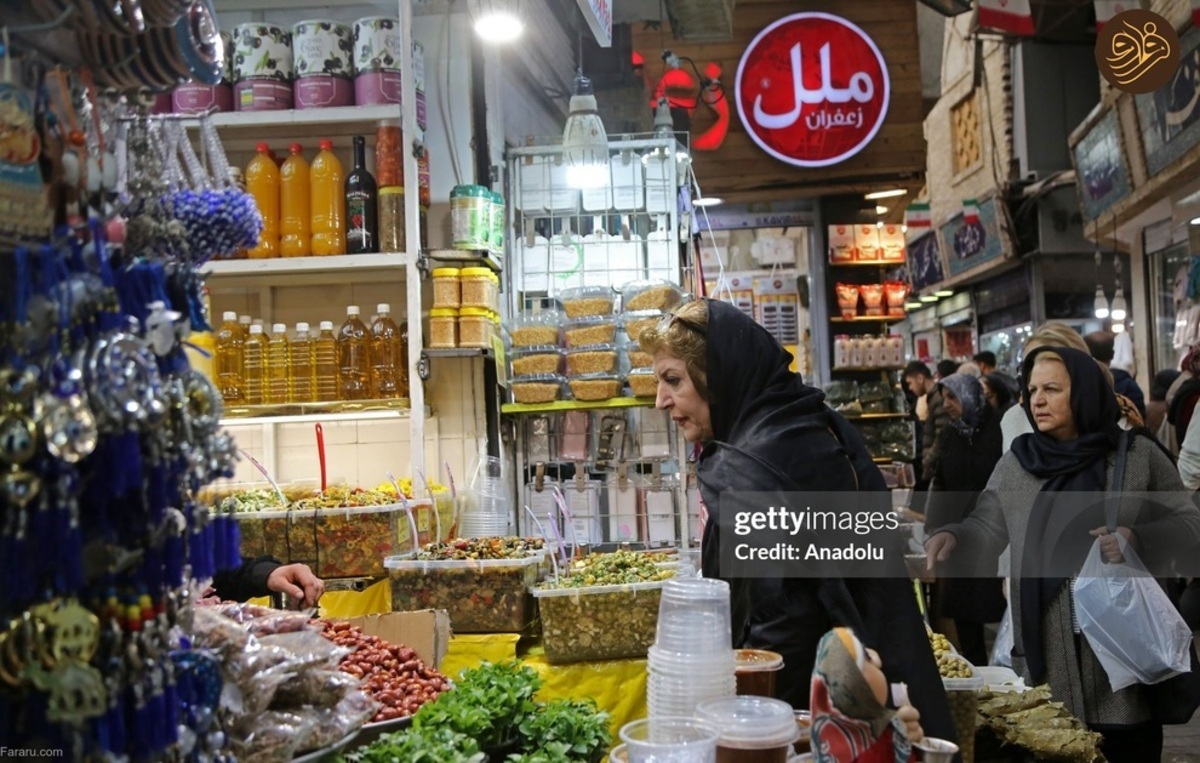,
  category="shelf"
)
[204,254,411,288]
[221,398,411,426]
[423,348,495,359]
[423,249,503,272]
[830,316,908,324]
[826,260,906,268]
[502,397,654,414]
[844,413,910,421]
[190,105,402,152]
